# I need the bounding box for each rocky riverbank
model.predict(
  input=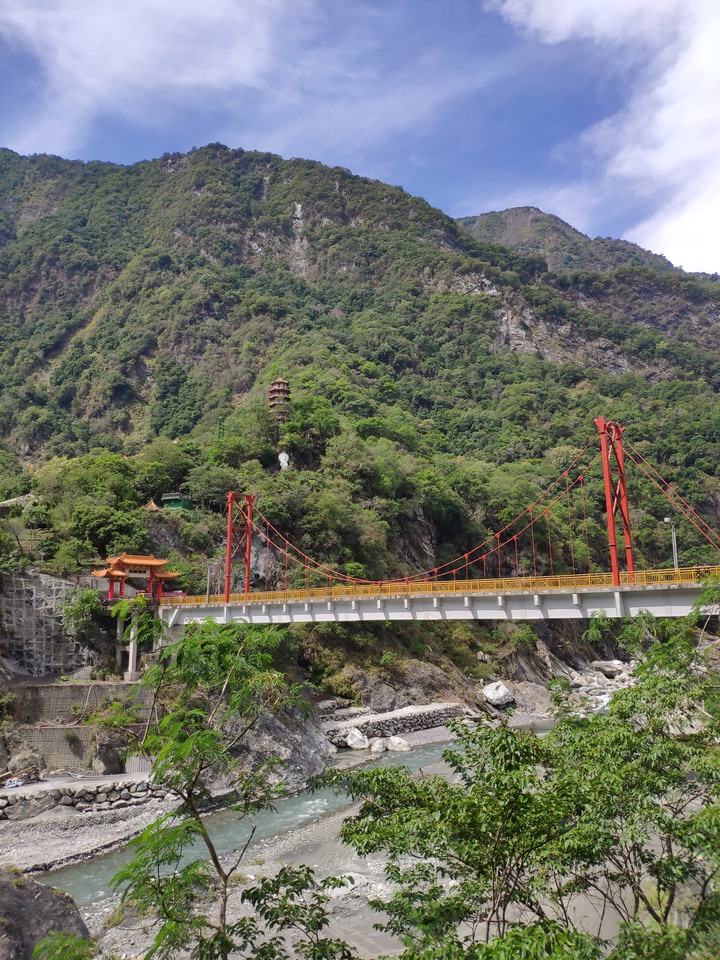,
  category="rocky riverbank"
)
[0,789,179,874]
[0,655,636,875]
[0,775,172,823]
[85,725,459,959]
[0,715,457,875]
[90,800,406,960]
[486,657,635,726]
